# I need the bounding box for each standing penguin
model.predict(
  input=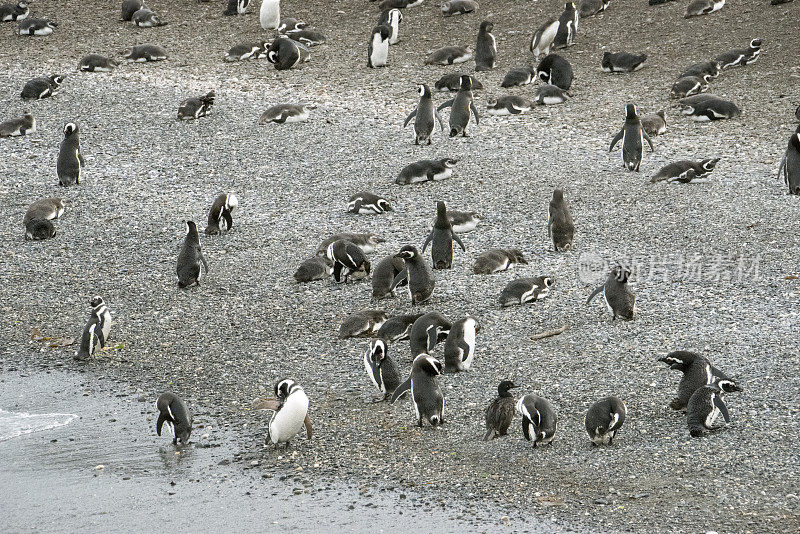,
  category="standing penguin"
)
[391,245,435,304]
[259,0,279,29]
[443,316,479,372]
[363,338,402,401]
[367,24,391,68]
[536,53,573,90]
[205,192,238,235]
[224,0,250,15]
[516,394,558,446]
[423,201,466,269]
[530,18,559,60]
[74,296,112,361]
[585,396,626,445]
[687,379,741,437]
[778,125,800,195]
[254,379,313,447]
[408,312,451,355]
[156,392,193,445]
[57,123,85,186]
[403,84,444,145]
[586,265,636,321]
[548,188,574,251]
[553,2,578,49]
[437,75,480,137]
[391,355,445,428]
[176,221,209,288]
[326,239,371,283]
[372,254,407,299]
[378,8,403,44]
[483,380,518,440]
[609,103,654,172]
[659,350,734,410]
[474,21,496,71]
